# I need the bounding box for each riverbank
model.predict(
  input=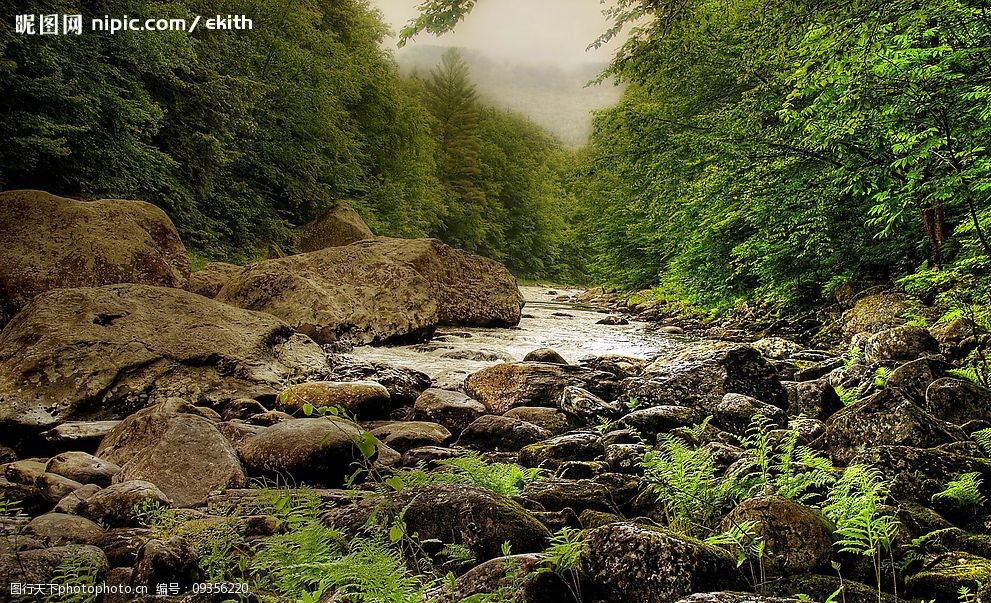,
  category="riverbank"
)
[1,190,990,602]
